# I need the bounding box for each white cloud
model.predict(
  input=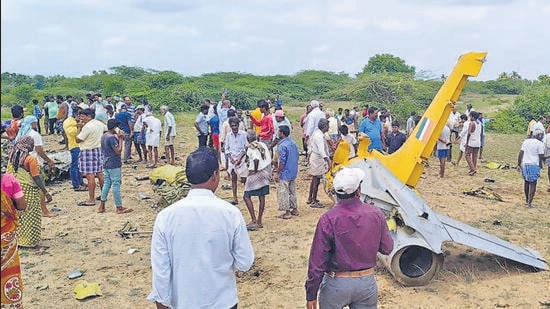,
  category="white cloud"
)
[39,25,66,36]
[422,6,489,22]
[1,0,548,80]
[103,36,126,47]
[377,18,415,31]
[22,44,38,51]
[329,16,371,31]
[312,44,329,53]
